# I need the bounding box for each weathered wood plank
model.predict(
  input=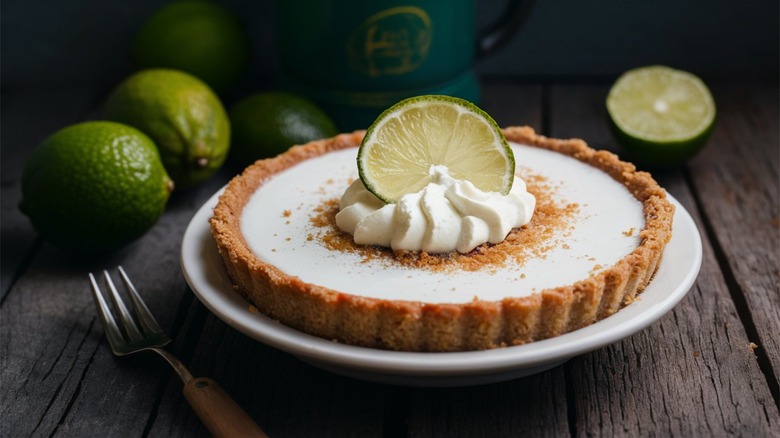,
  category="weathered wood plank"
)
[549,83,780,435]
[0,162,232,436]
[686,81,780,393]
[406,371,570,437]
[149,310,386,437]
[3,78,777,437]
[569,176,779,436]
